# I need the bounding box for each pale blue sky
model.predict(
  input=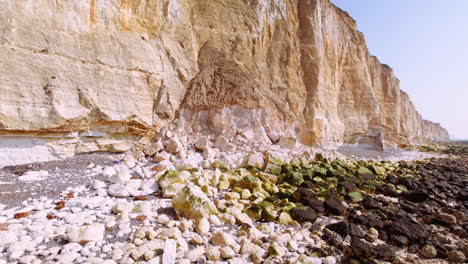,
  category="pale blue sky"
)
[331,0,468,139]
